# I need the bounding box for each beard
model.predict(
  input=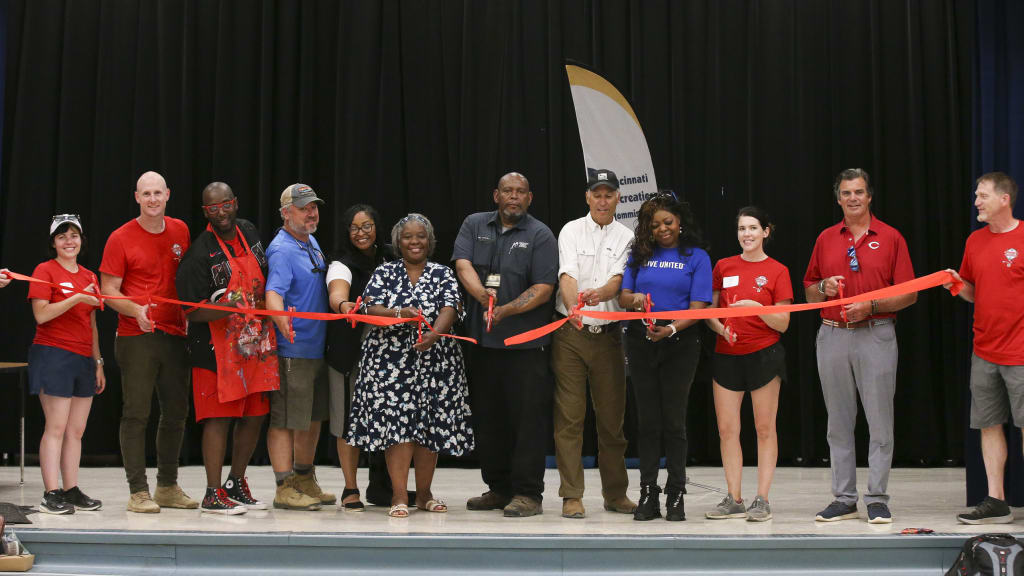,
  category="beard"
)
[500,208,525,224]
